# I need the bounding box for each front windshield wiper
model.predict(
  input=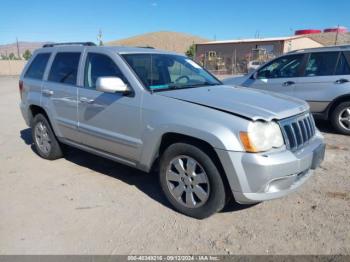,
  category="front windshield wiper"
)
[182,82,221,88]
[150,82,221,93]
[149,83,183,92]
